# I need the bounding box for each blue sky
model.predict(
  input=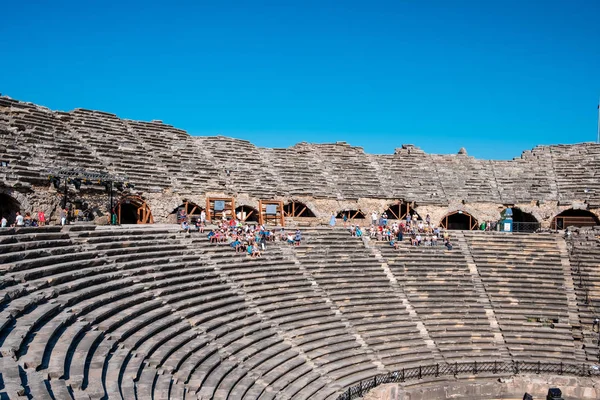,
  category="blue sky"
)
[1,1,598,159]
